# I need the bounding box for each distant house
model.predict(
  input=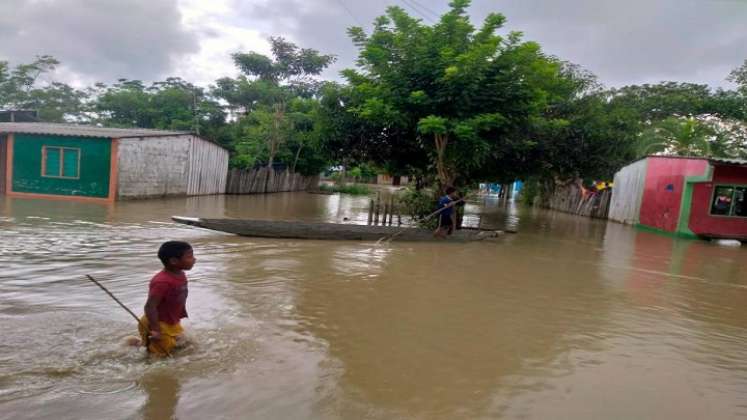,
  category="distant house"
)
[0,110,39,122]
[377,174,410,186]
[609,156,747,240]
[0,123,229,202]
